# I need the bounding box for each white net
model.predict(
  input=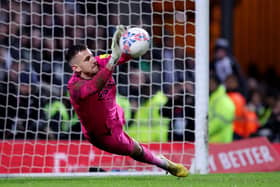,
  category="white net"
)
[0,0,198,175]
